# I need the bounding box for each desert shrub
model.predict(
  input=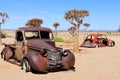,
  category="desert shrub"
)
[64,39,73,43]
[54,37,64,42]
[0,32,6,38]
